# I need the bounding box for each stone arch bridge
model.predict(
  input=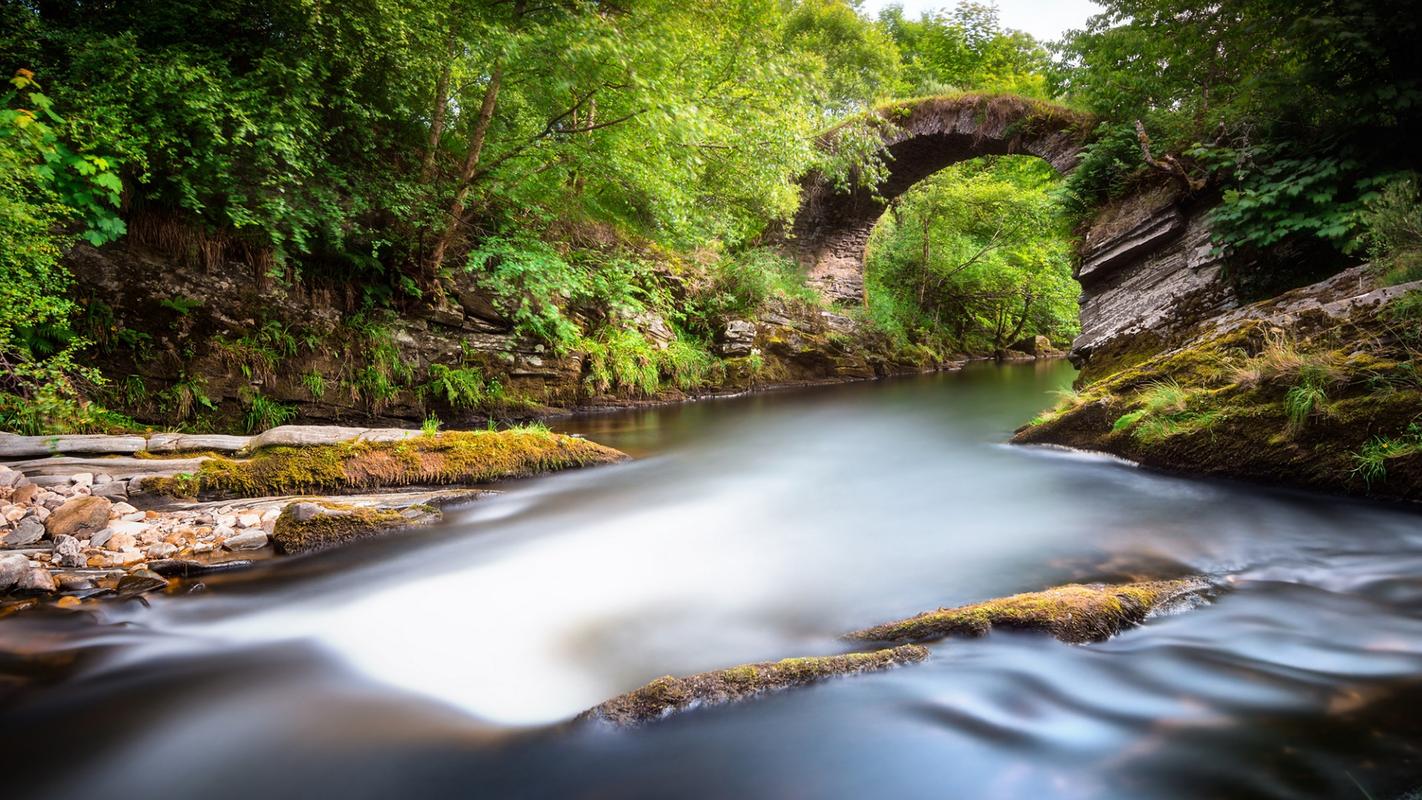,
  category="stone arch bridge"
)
[782,95,1091,304]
